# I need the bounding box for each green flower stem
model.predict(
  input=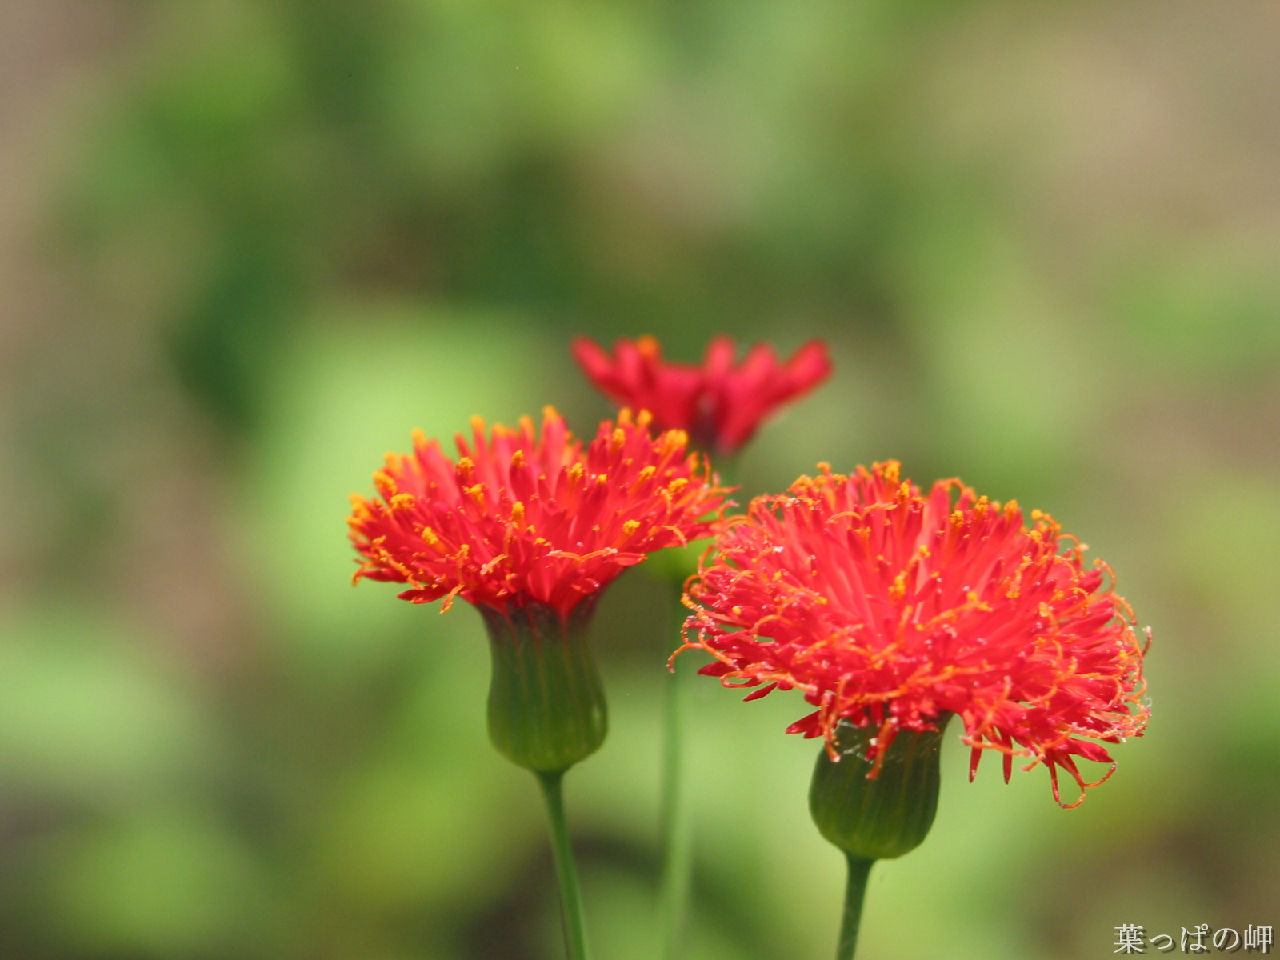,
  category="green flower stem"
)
[836,854,873,960]
[658,660,693,960]
[654,455,739,958]
[537,770,592,960]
